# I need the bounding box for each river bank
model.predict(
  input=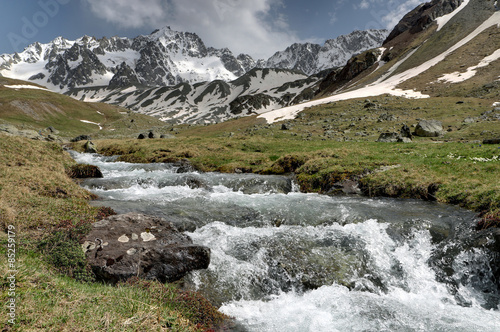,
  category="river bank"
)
[77,136,499,228]
[0,134,230,331]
